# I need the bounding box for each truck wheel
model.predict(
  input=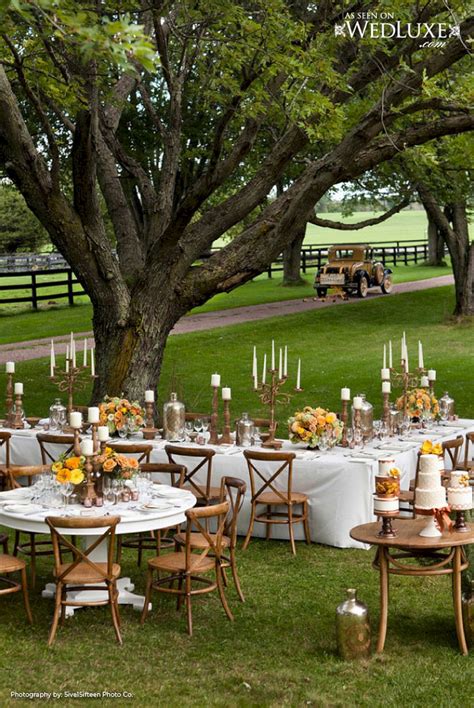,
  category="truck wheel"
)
[316,287,327,298]
[357,276,368,298]
[381,274,393,294]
